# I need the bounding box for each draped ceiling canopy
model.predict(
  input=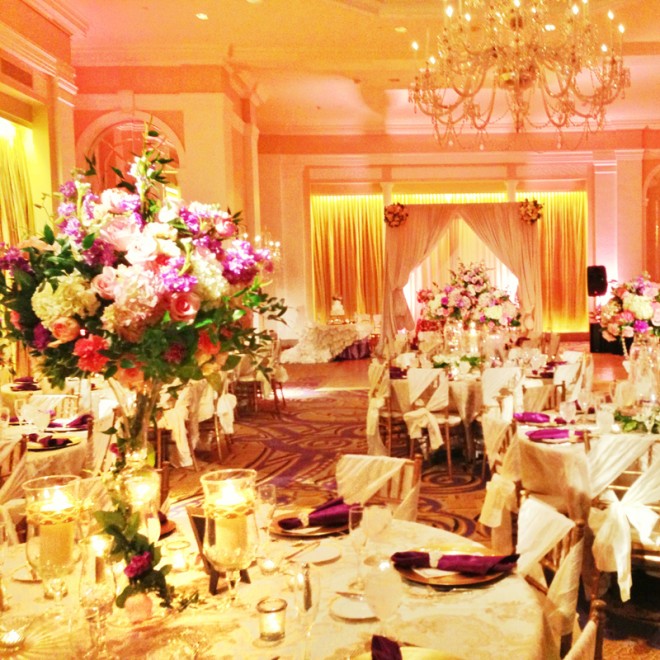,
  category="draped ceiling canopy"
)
[381,203,542,345]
